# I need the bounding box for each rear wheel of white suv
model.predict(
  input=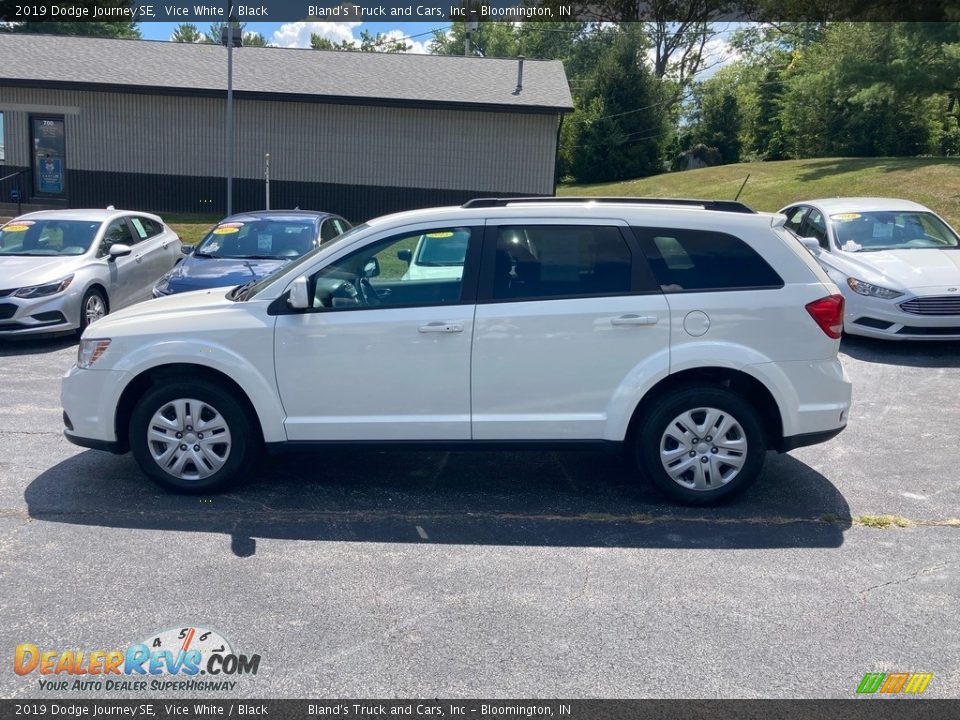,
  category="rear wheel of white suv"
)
[635,386,766,506]
[129,380,260,493]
